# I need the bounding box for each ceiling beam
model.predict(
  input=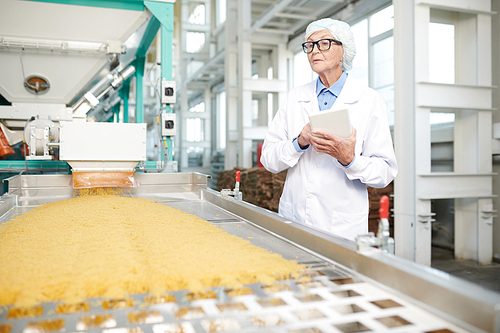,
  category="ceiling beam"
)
[249,0,296,36]
[274,12,316,20]
[256,27,293,35]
